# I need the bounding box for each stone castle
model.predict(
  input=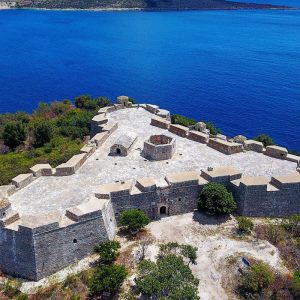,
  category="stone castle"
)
[0,96,299,281]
